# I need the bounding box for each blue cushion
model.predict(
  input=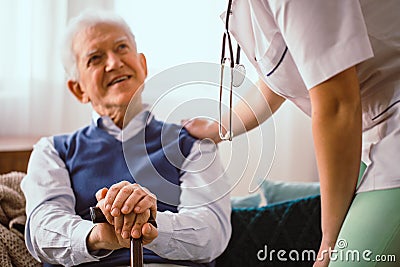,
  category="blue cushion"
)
[261,180,320,204]
[230,192,262,208]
